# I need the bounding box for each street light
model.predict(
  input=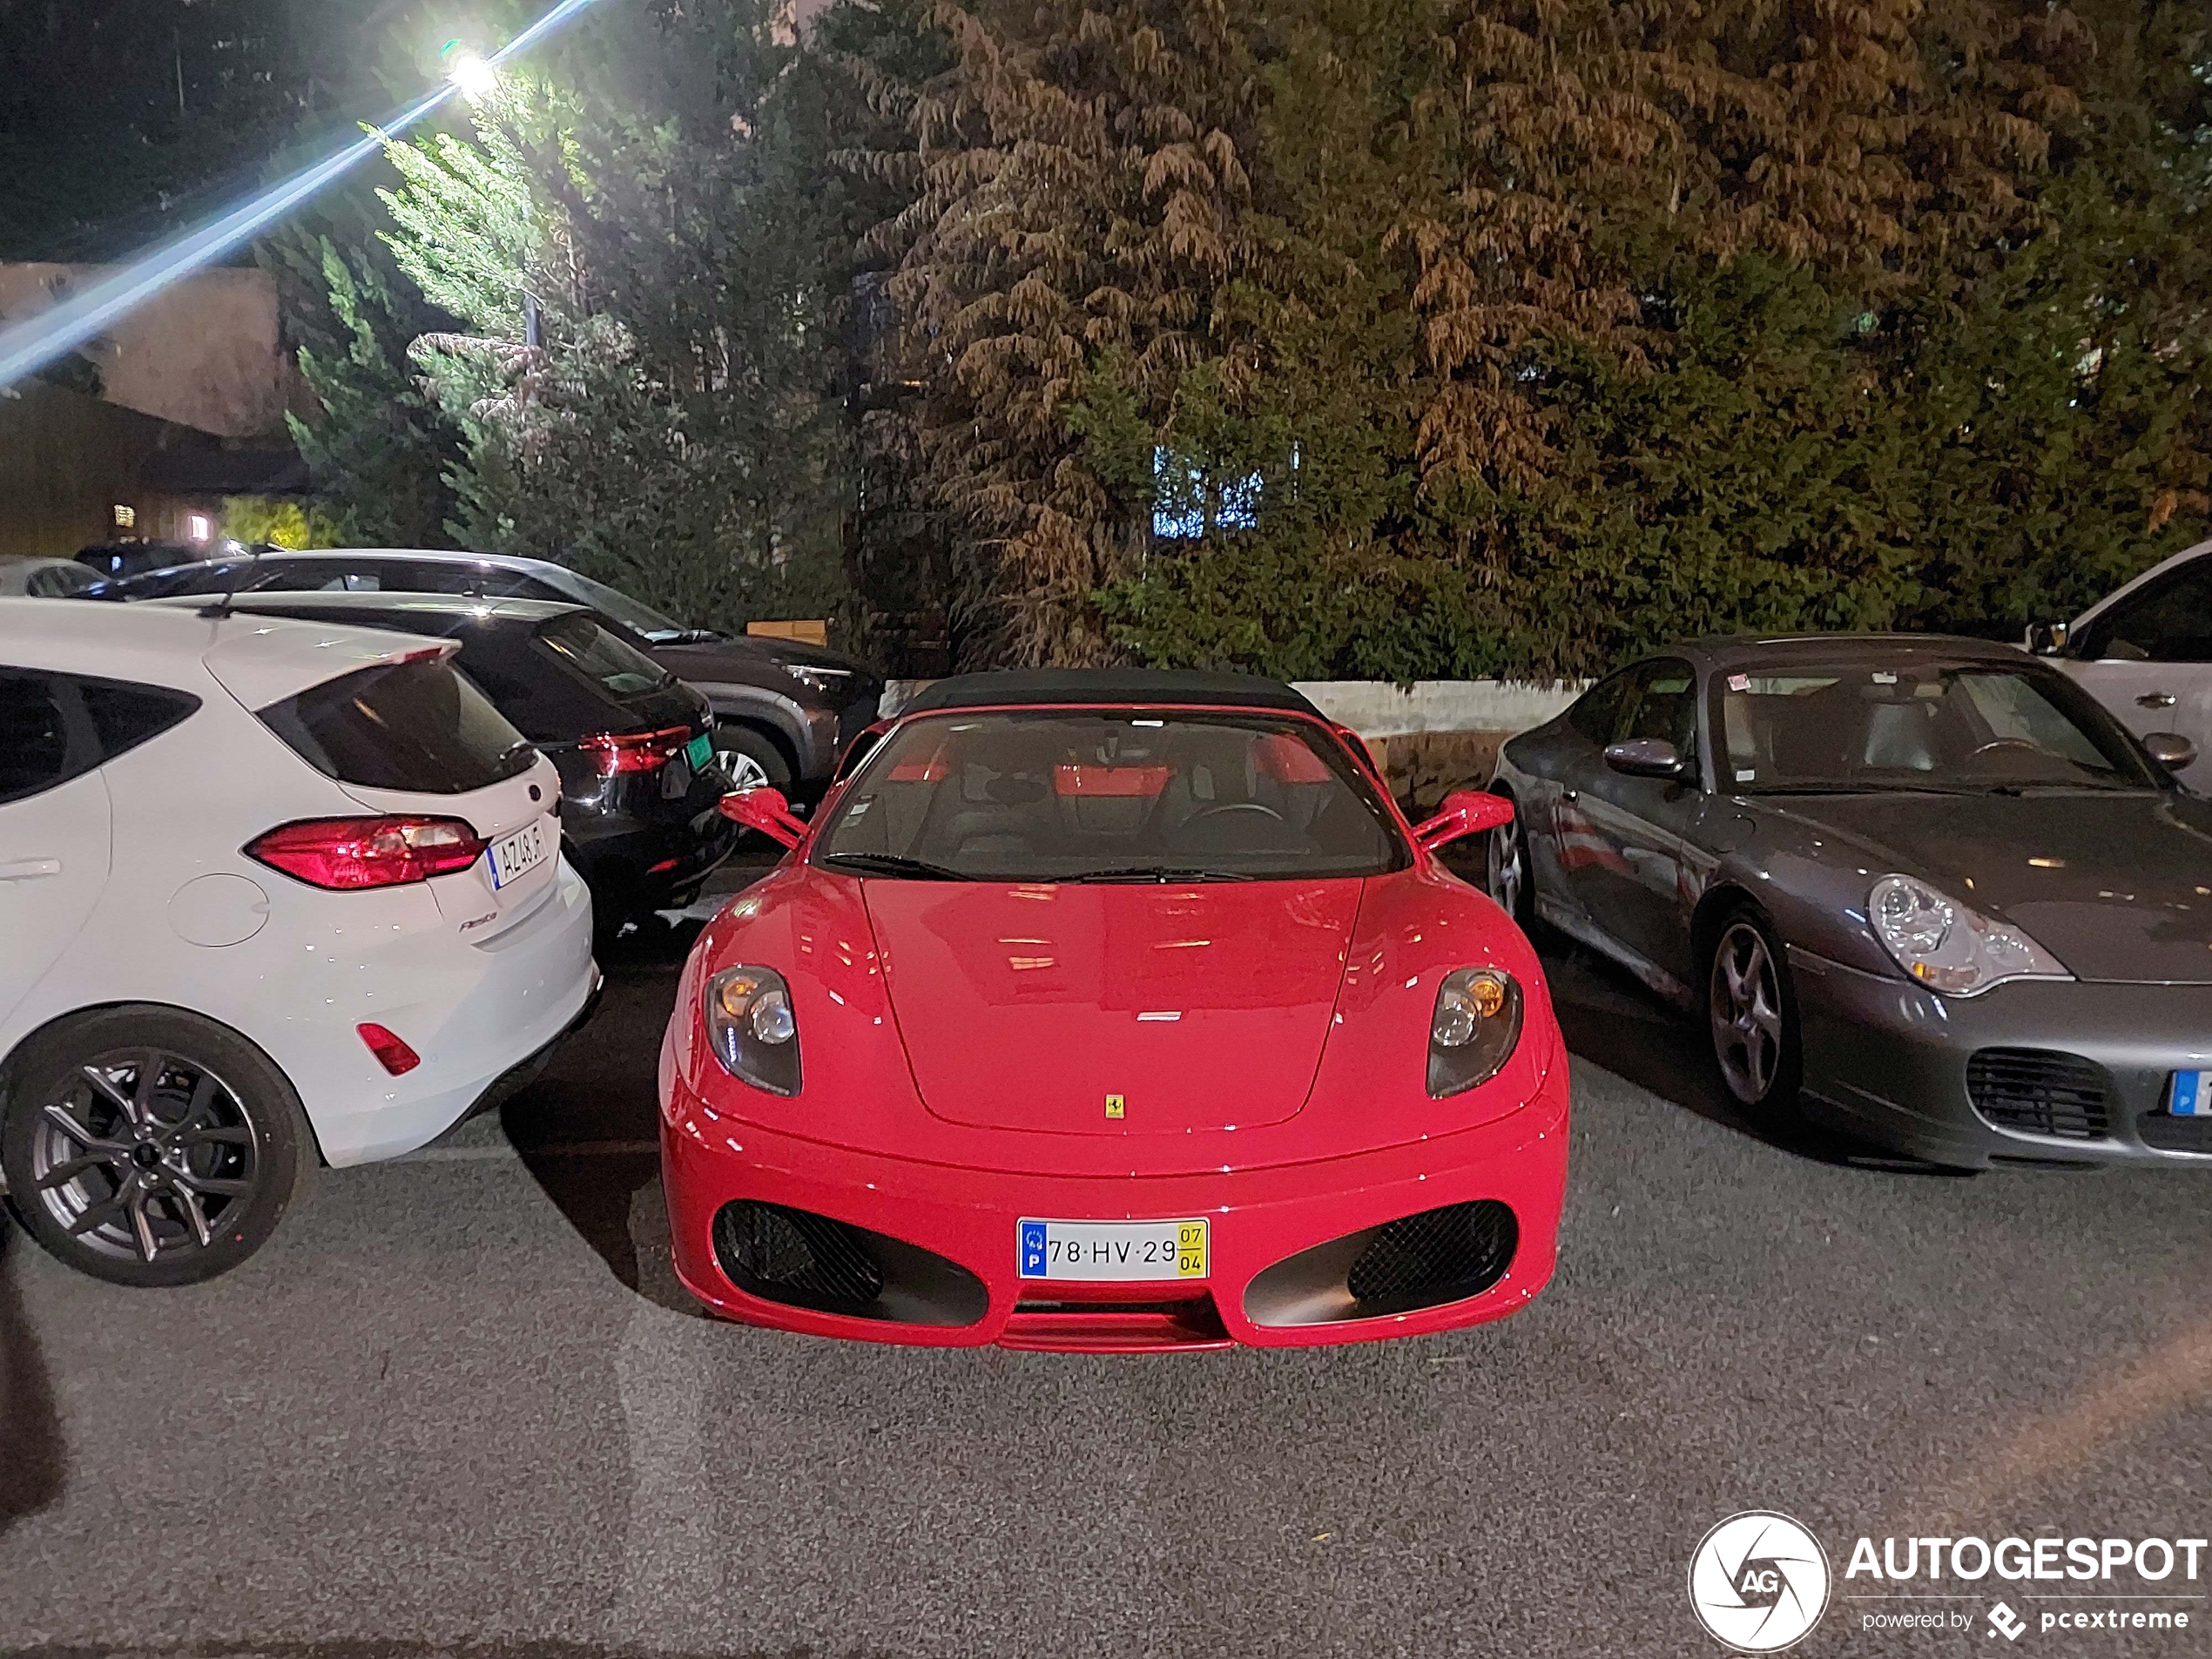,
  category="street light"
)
[445,49,500,103]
